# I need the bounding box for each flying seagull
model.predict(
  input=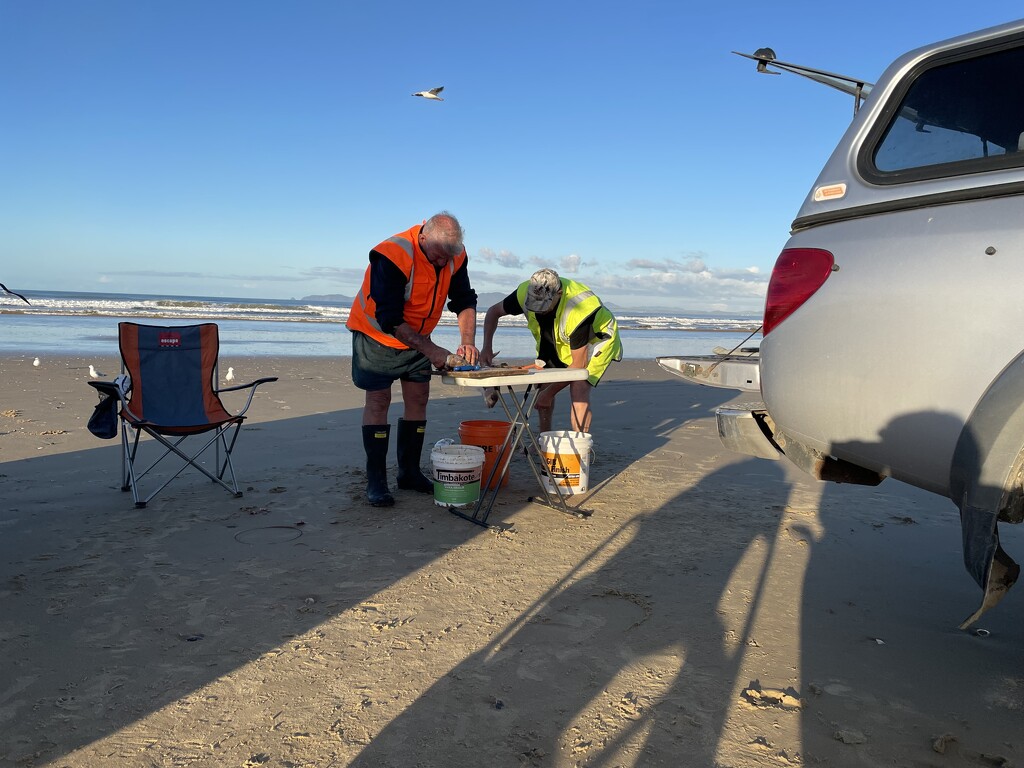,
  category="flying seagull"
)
[412,86,444,101]
[752,47,780,75]
[0,283,30,304]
